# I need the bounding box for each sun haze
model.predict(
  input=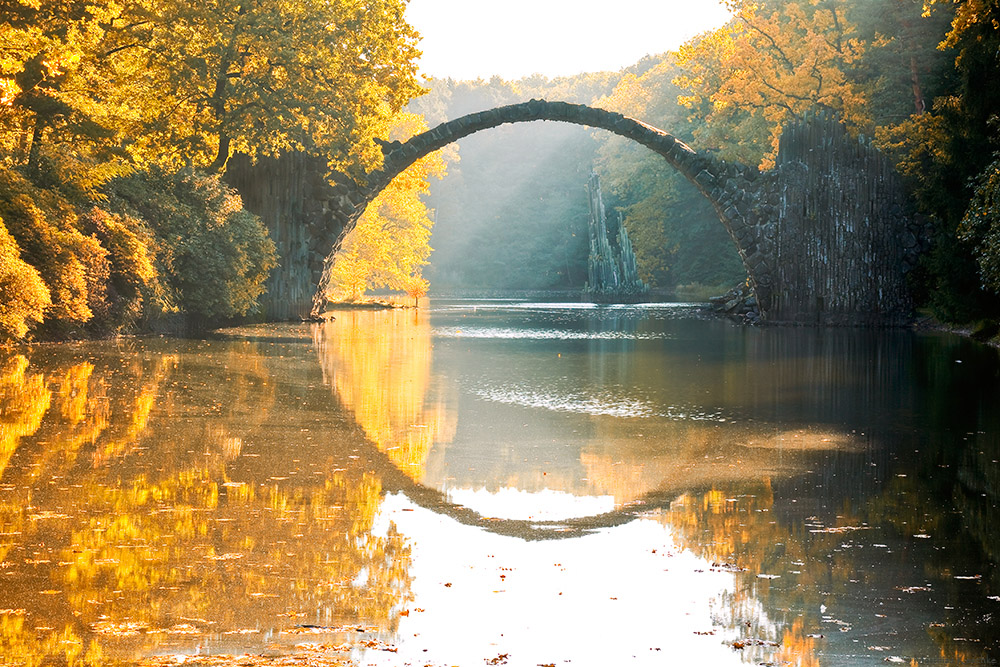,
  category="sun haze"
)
[406,0,733,81]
